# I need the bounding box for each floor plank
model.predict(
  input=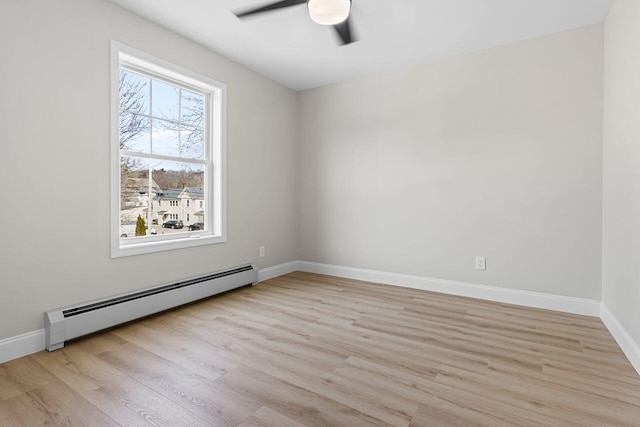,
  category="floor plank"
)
[2,380,119,426]
[238,406,306,427]
[0,356,57,400]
